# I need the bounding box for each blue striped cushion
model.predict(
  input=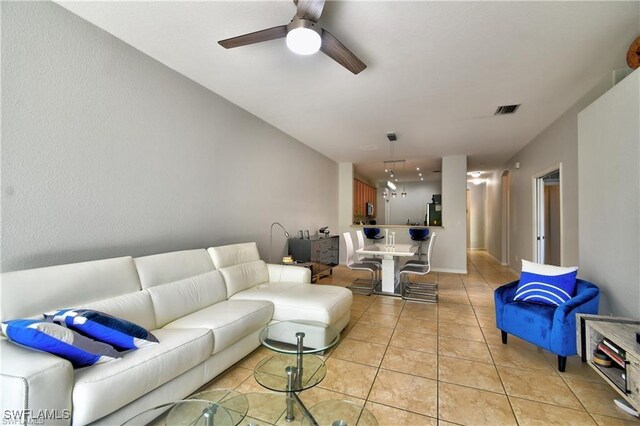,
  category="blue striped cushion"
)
[1,319,121,368]
[45,309,158,351]
[514,260,578,306]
